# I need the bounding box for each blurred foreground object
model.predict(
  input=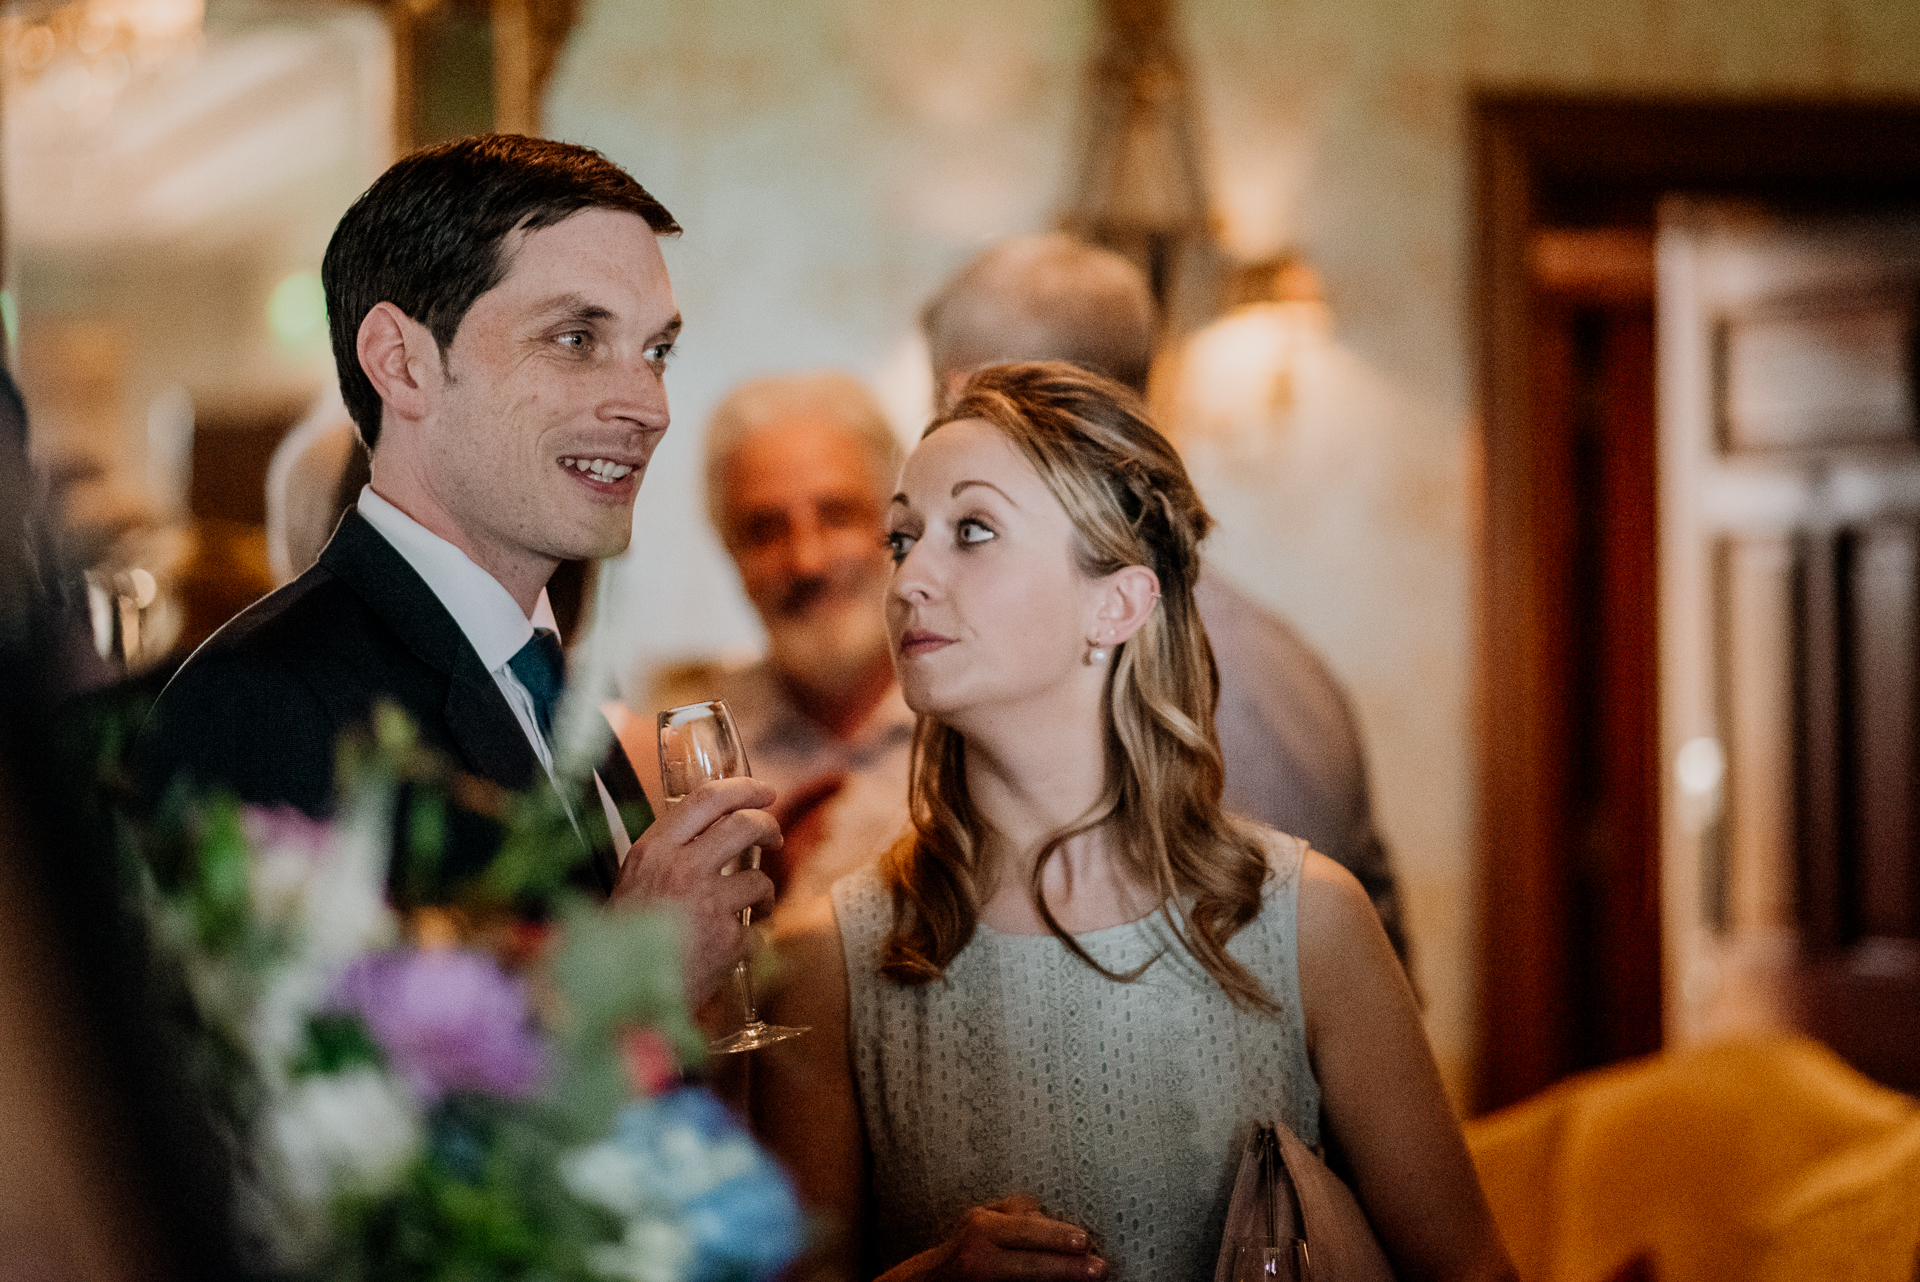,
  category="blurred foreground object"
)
[0,361,231,1277]
[135,707,803,1278]
[1465,1035,1920,1282]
